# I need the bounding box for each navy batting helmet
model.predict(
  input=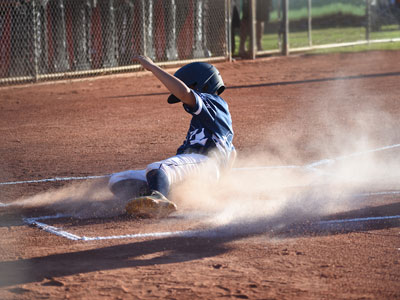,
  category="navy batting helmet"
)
[168,62,225,104]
